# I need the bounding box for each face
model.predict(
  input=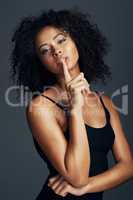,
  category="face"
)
[35,26,79,75]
